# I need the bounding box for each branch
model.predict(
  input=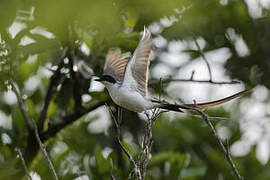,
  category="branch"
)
[10,80,59,180]
[68,52,84,111]
[149,77,240,86]
[14,148,32,180]
[9,80,33,131]
[191,107,243,180]
[191,34,213,82]
[189,114,229,121]
[38,61,64,132]
[107,105,164,180]
[110,158,116,180]
[33,122,59,180]
[139,109,163,179]
[41,99,110,141]
[107,105,142,180]
[181,21,214,82]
